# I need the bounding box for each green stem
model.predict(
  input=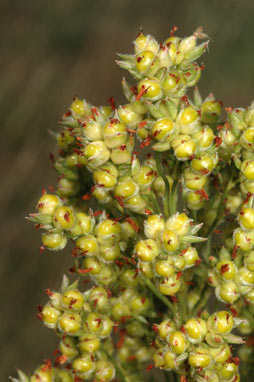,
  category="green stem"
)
[169,178,178,216]
[204,175,235,239]
[178,285,188,322]
[101,347,127,382]
[155,152,170,218]
[164,370,176,382]
[192,285,211,317]
[142,276,175,316]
